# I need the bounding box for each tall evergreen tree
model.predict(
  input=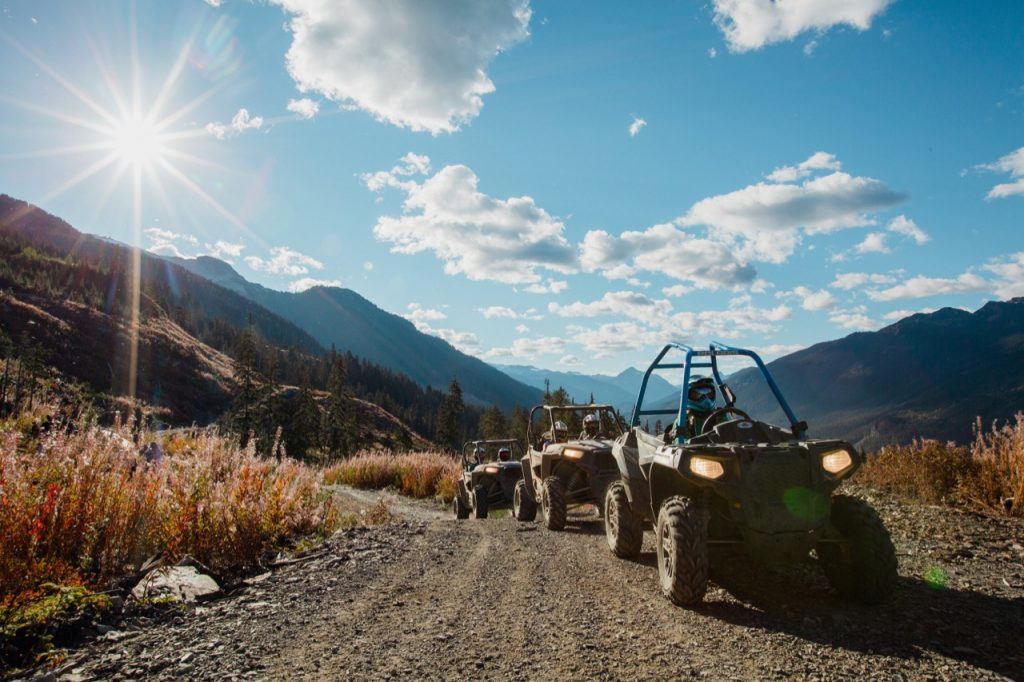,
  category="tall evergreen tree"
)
[230,326,262,447]
[323,353,356,457]
[435,377,464,451]
[480,405,508,441]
